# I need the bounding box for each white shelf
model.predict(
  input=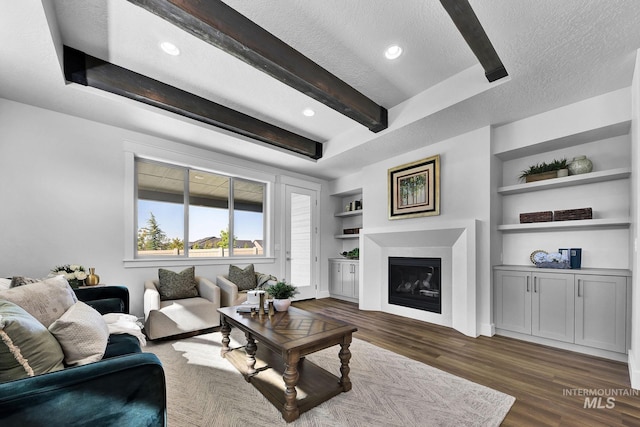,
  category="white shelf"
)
[334,210,363,217]
[498,168,631,195]
[334,234,361,239]
[498,218,631,232]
